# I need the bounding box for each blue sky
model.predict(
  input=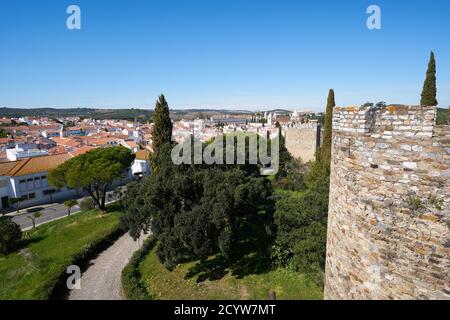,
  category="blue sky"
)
[0,0,449,111]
